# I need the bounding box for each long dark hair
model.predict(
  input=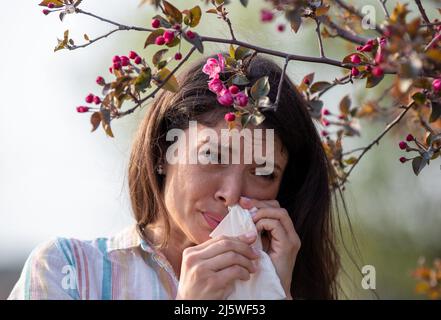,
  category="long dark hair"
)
[128,53,340,299]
